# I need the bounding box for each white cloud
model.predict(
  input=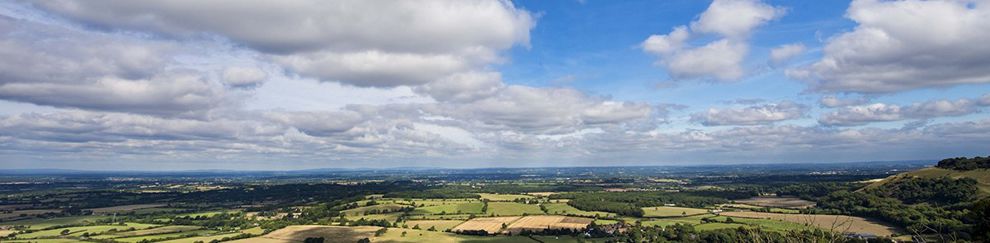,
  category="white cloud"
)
[0,17,225,117]
[769,43,805,64]
[820,98,984,126]
[789,0,990,93]
[641,0,783,81]
[690,101,807,126]
[414,71,504,102]
[34,0,535,88]
[222,66,267,88]
[819,95,869,108]
[690,0,785,39]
